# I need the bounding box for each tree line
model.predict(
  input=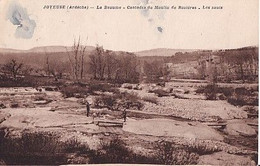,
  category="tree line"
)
[0,43,258,84]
